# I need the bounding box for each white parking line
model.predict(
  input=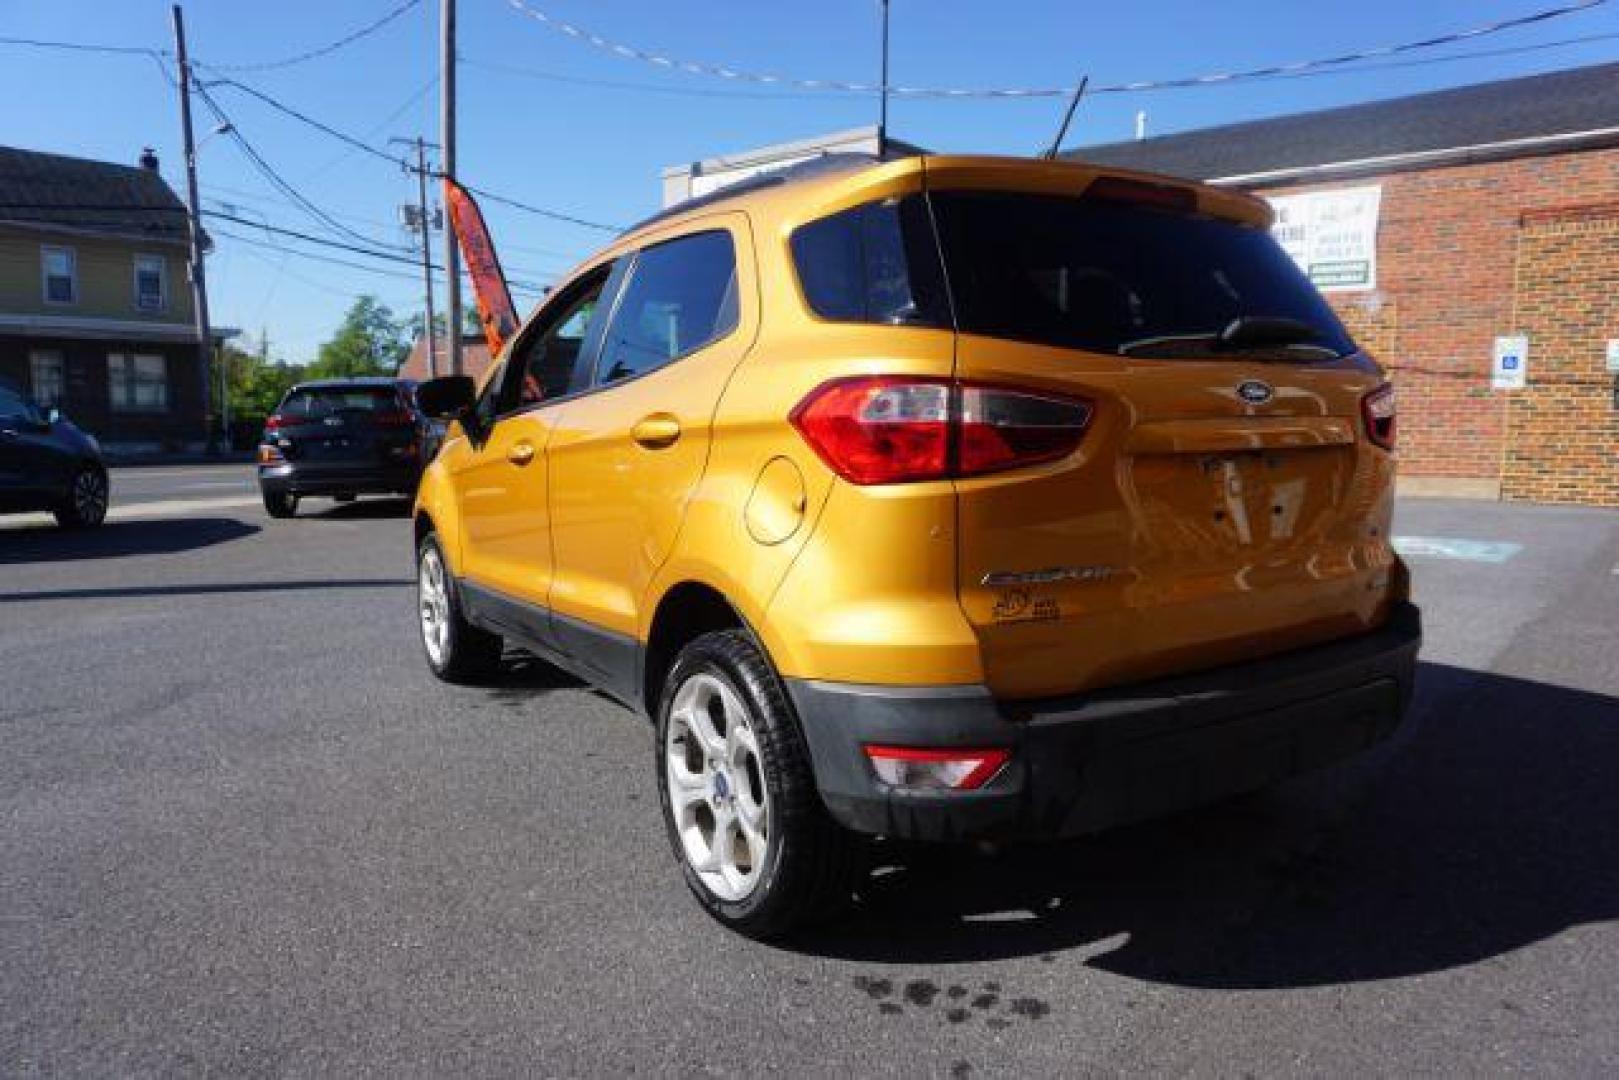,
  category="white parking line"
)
[1391,535,1524,564]
[0,494,263,530]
